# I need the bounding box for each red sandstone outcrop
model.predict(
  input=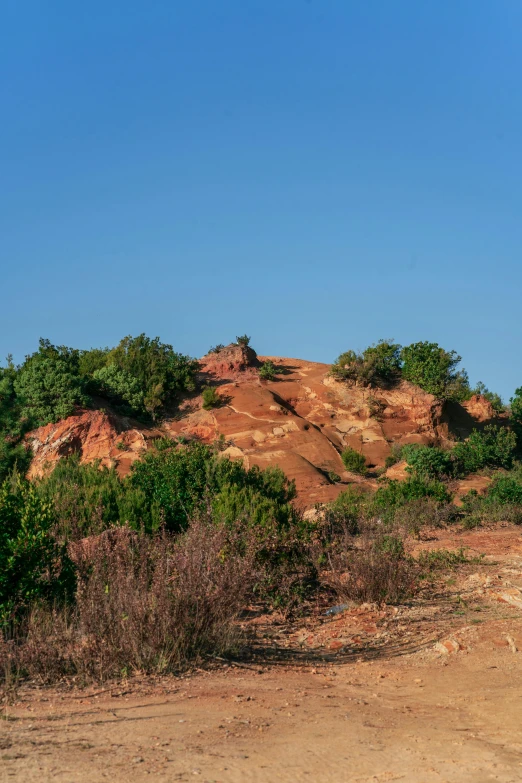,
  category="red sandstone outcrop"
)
[25,352,502,507]
[200,343,260,382]
[26,410,160,480]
